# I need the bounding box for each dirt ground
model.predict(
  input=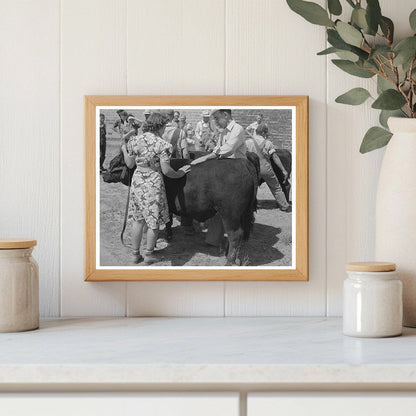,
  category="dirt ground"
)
[99,138,292,267]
